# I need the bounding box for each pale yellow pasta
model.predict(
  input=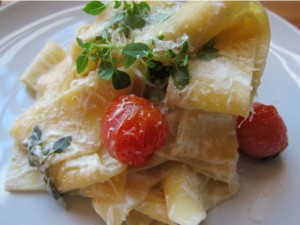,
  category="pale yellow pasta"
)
[162,162,207,225]
[5,1,271,225]
[166,2,270,117]
[21,42,66,92]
